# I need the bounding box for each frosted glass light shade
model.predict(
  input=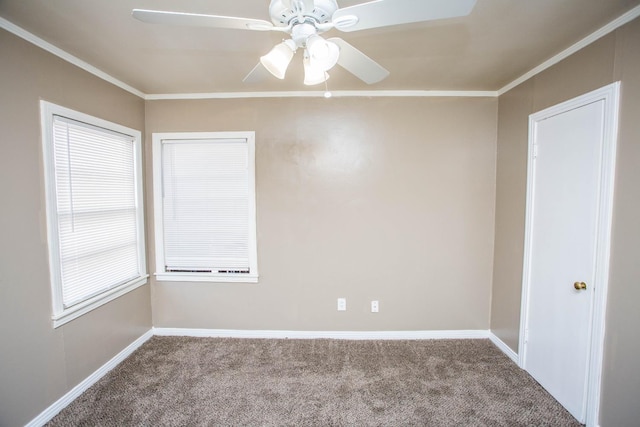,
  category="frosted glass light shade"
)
[306,35,339,71]
[260,40,296,80]
[303,56,329,86]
